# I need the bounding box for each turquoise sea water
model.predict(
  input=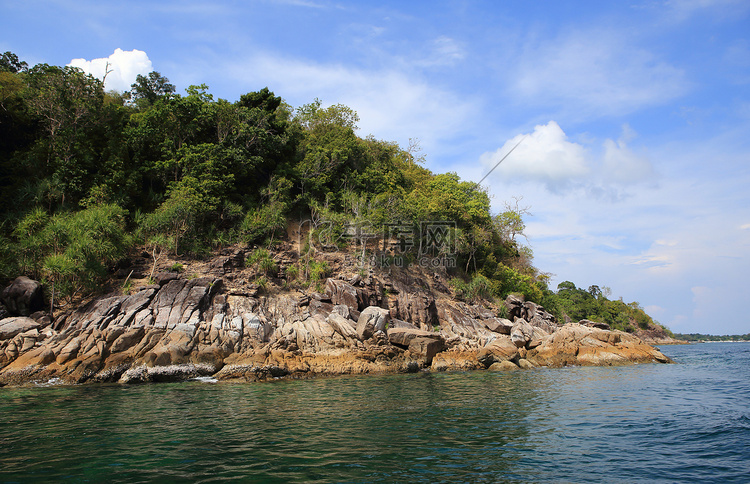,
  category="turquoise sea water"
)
[1,343,749,483]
